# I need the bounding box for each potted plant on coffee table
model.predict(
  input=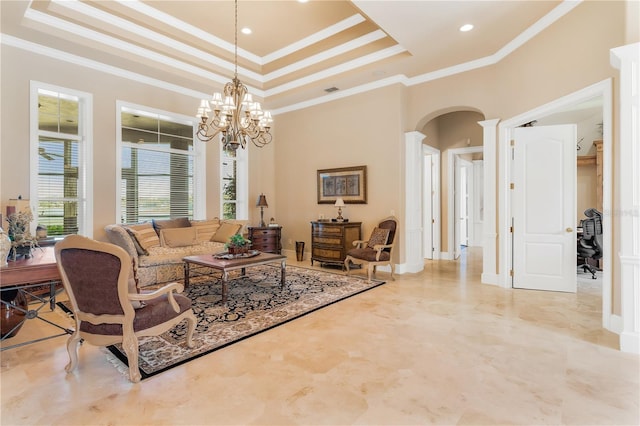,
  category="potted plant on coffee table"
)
[225,234,251,255]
